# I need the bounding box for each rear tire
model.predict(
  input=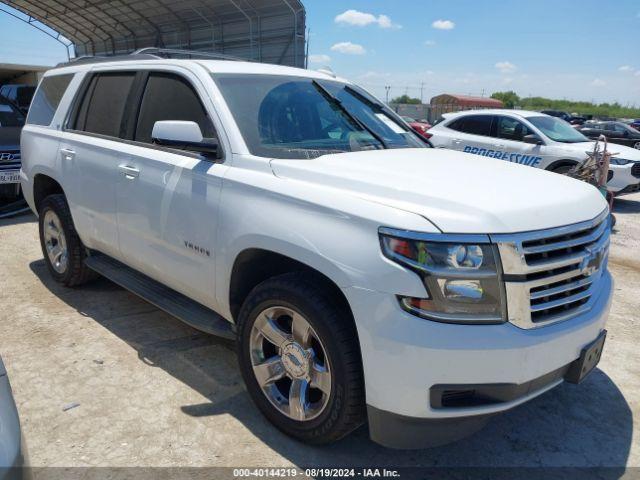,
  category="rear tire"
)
[236,272,365,445]
[38,194,96,287]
